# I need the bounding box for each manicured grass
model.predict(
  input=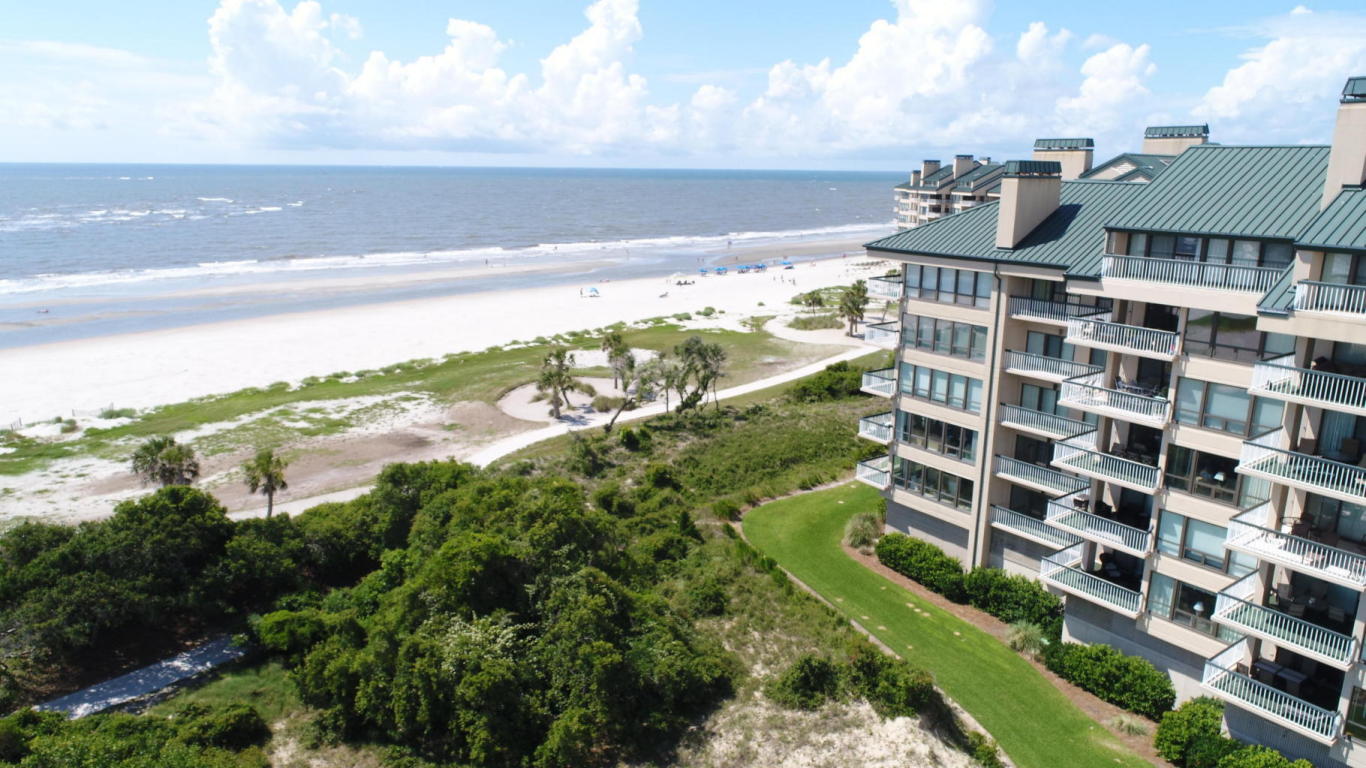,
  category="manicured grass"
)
[744,483,1151,768]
